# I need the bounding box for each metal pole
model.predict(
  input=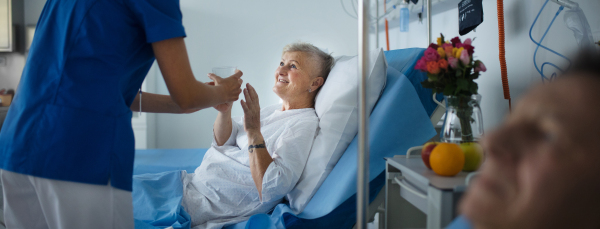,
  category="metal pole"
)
[357,0,370,228]
[376,0,379,49]
[426,0,432,45]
